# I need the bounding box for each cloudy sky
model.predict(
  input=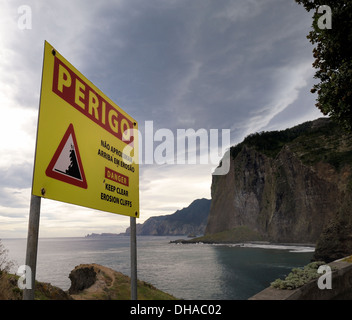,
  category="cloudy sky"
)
[0,0,323,238]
